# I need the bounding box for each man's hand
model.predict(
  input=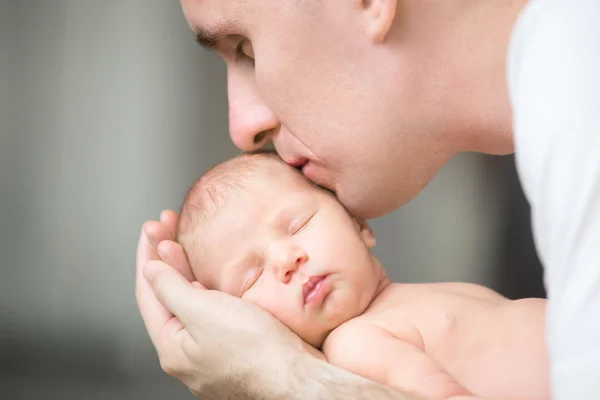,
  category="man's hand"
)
[136,210,427,400]
[135,210,320,399]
